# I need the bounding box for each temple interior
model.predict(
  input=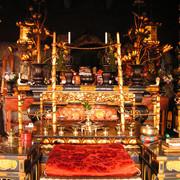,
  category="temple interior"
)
[0,0,179,180]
